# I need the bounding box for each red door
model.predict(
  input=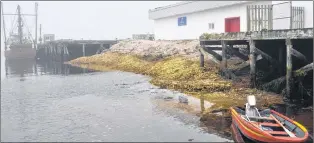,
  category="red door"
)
[225,17,240,32]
